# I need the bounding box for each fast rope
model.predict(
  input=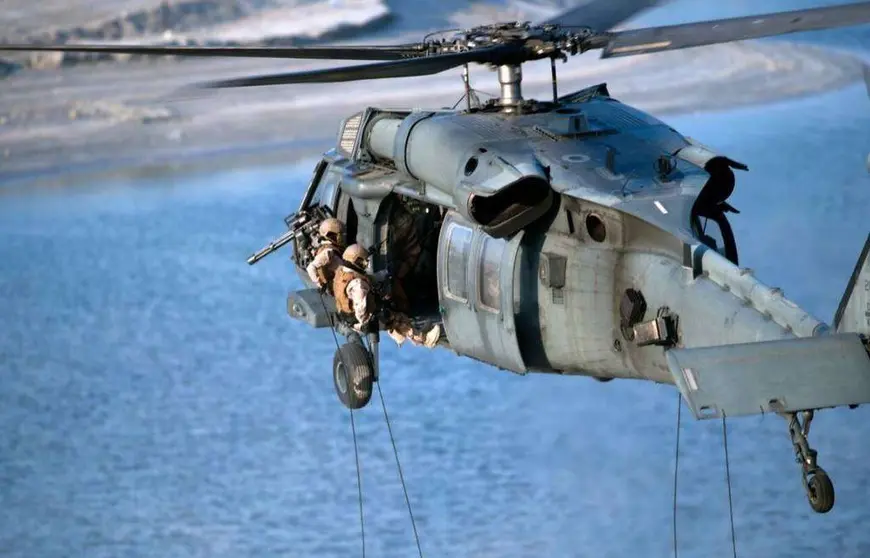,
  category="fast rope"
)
[722,414,738,558]
[672,394,738,558]
[319,292,367,558]
[374,378,425,558]
[672,391,682,558]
